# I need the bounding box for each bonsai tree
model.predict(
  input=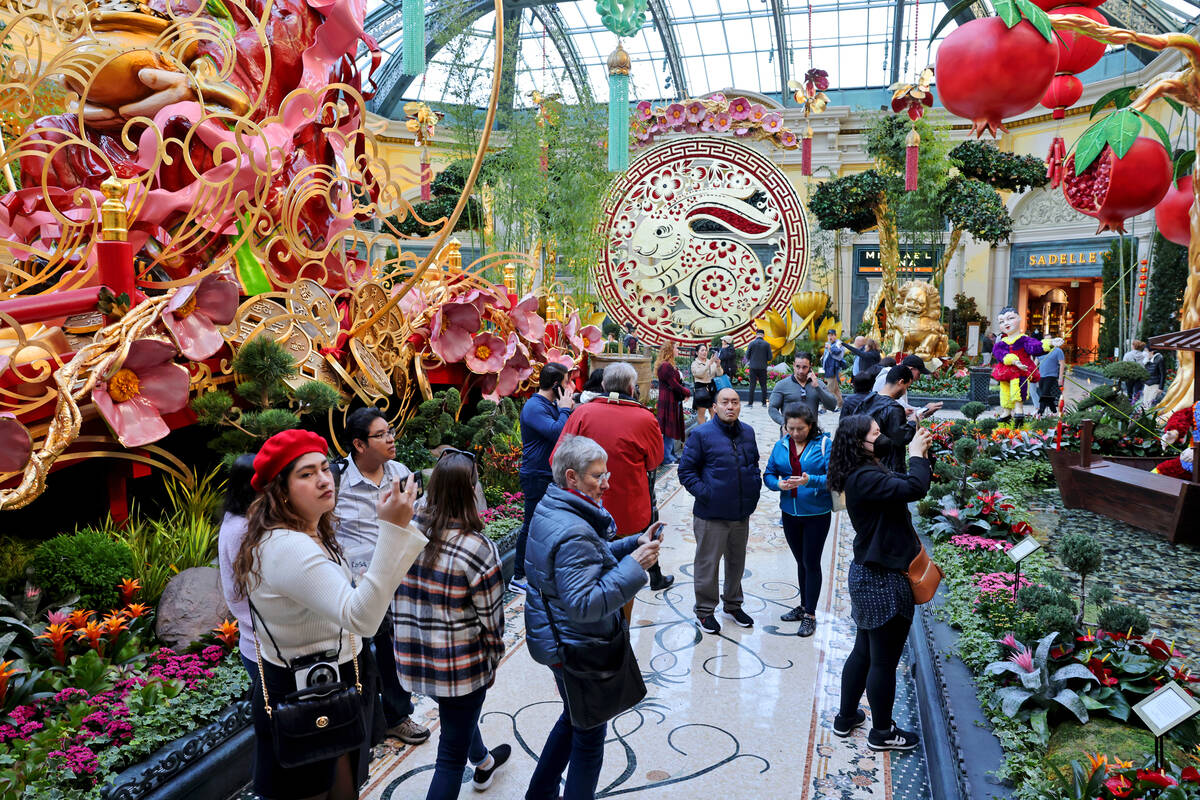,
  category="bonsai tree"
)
[1058,531,1103,625]
[960,401,987,421]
